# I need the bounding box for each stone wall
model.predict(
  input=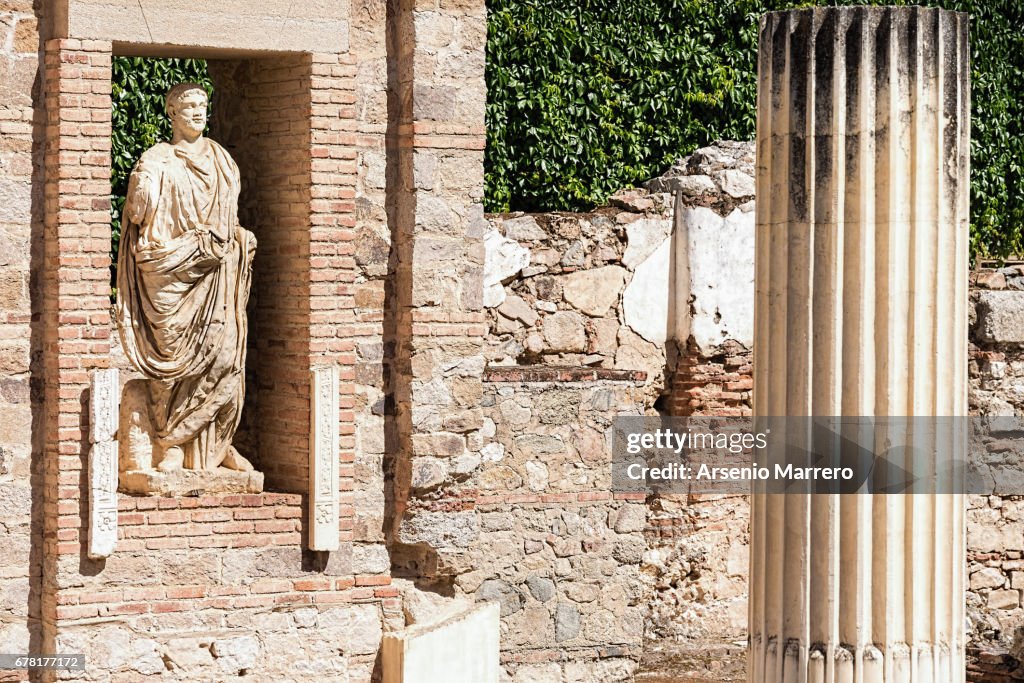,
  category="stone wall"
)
[0,0,38,664]
[476,141,757,677]
[479,138,1024,678]
[54,493,398,681]
[0,0,489,681]
[966,268,1024,677]
[471,367,648,682]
